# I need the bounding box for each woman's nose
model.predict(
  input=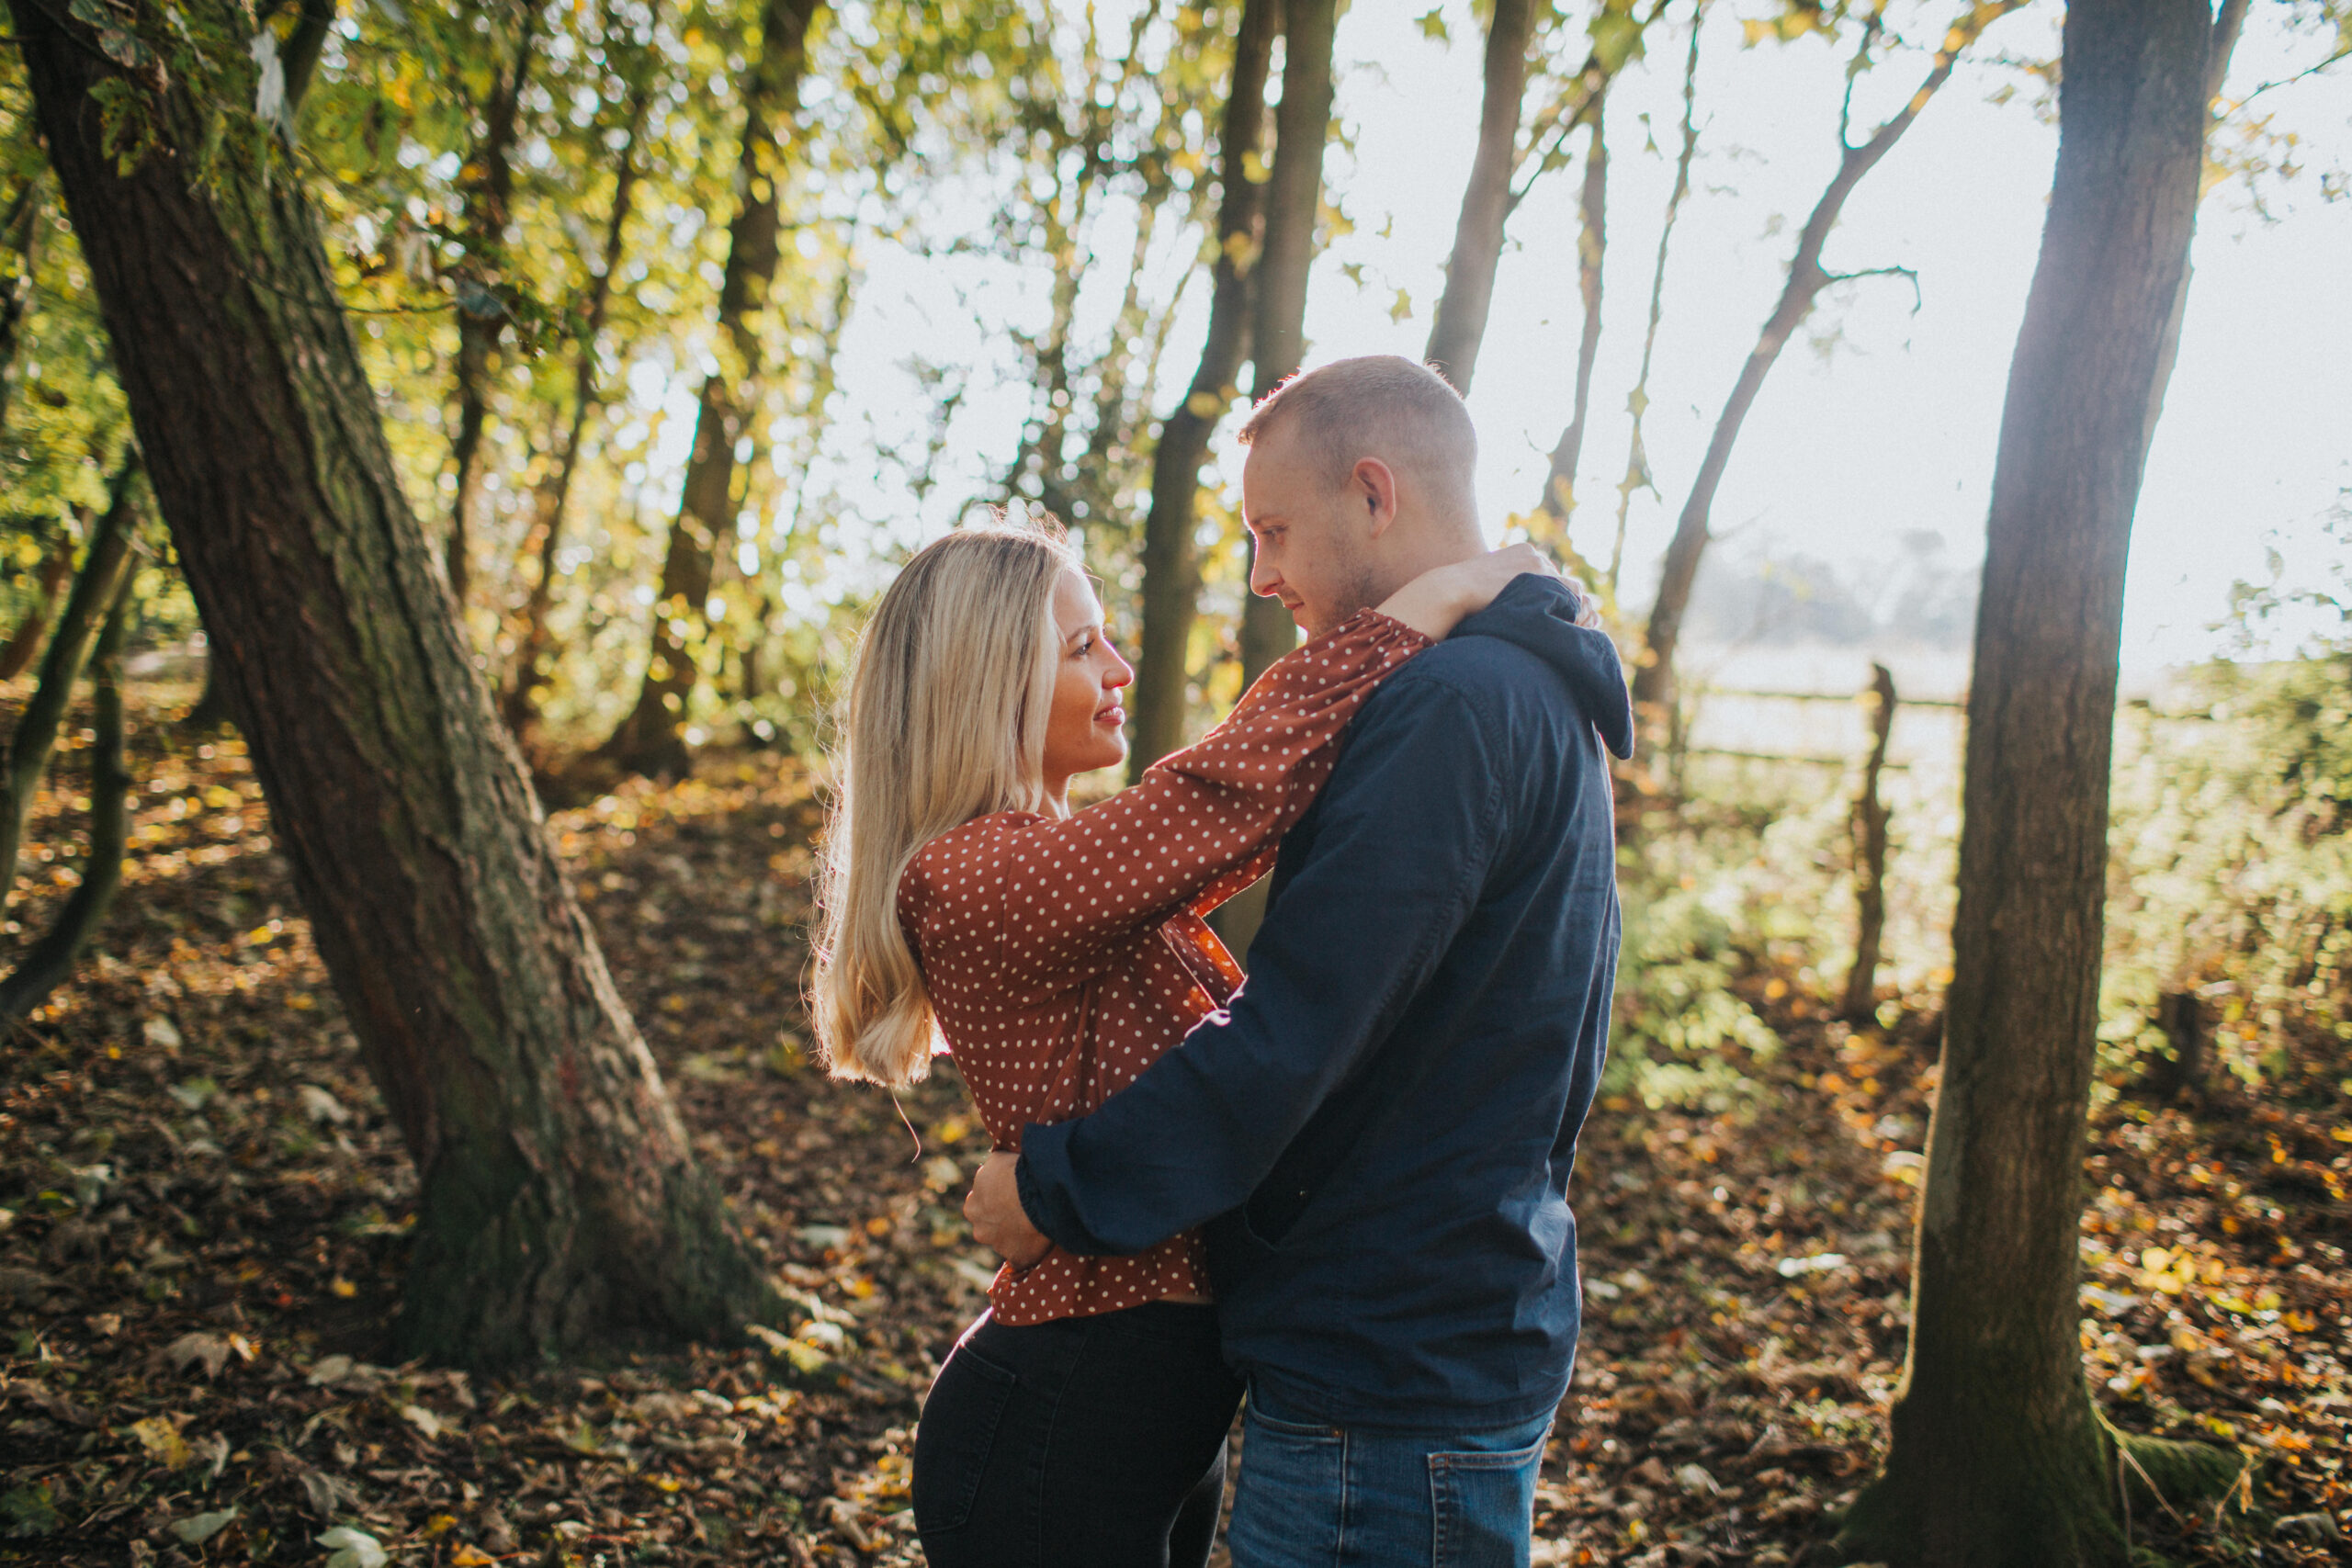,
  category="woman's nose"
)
[1105,649,1135,690]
